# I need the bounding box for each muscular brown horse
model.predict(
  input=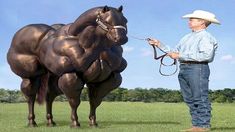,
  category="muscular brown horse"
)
[7,6,128,127]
